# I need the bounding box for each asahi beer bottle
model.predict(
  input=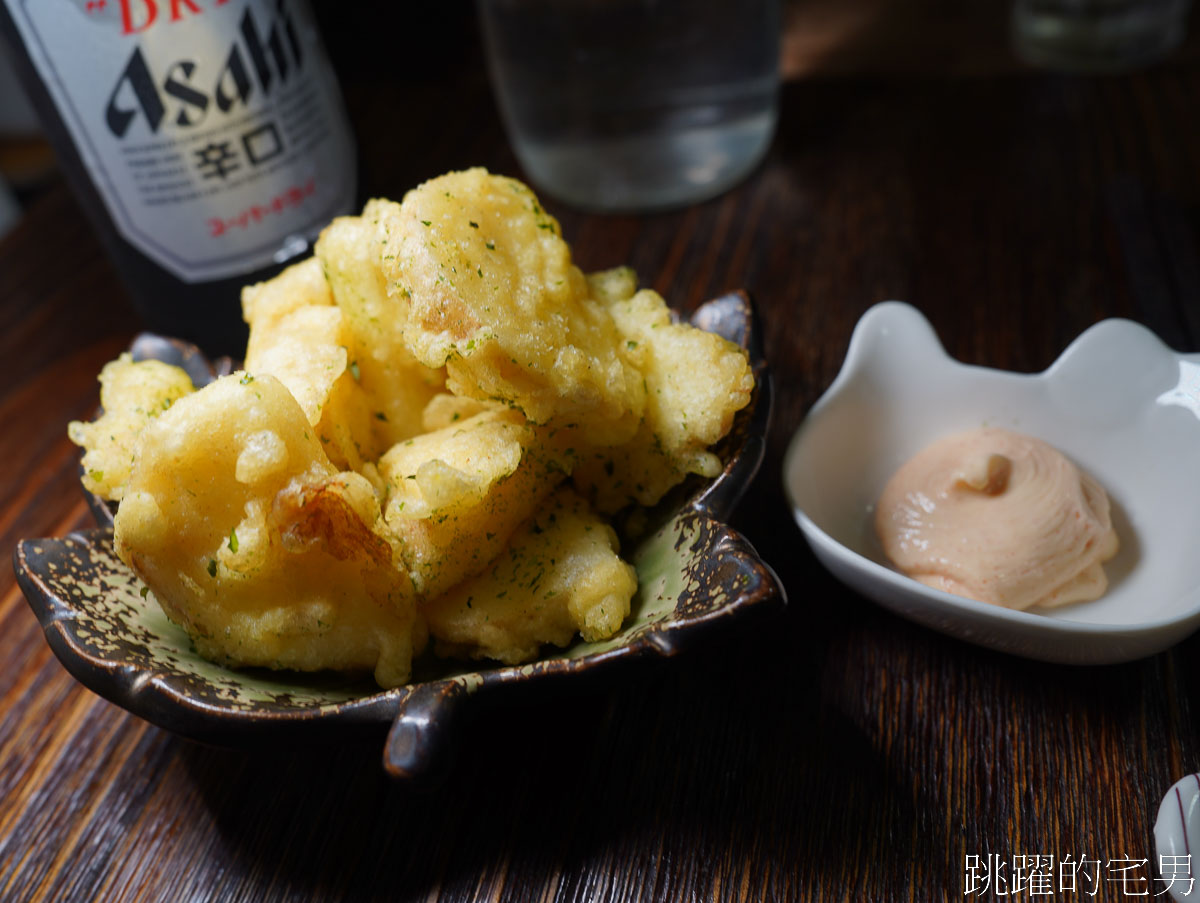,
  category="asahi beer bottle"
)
[0,0,357,355]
